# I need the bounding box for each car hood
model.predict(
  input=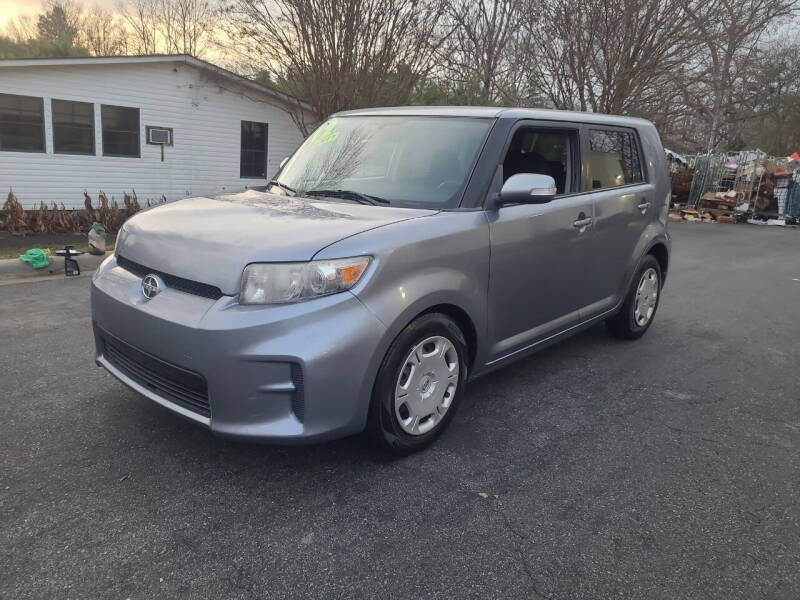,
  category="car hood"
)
[116,190,436,295]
